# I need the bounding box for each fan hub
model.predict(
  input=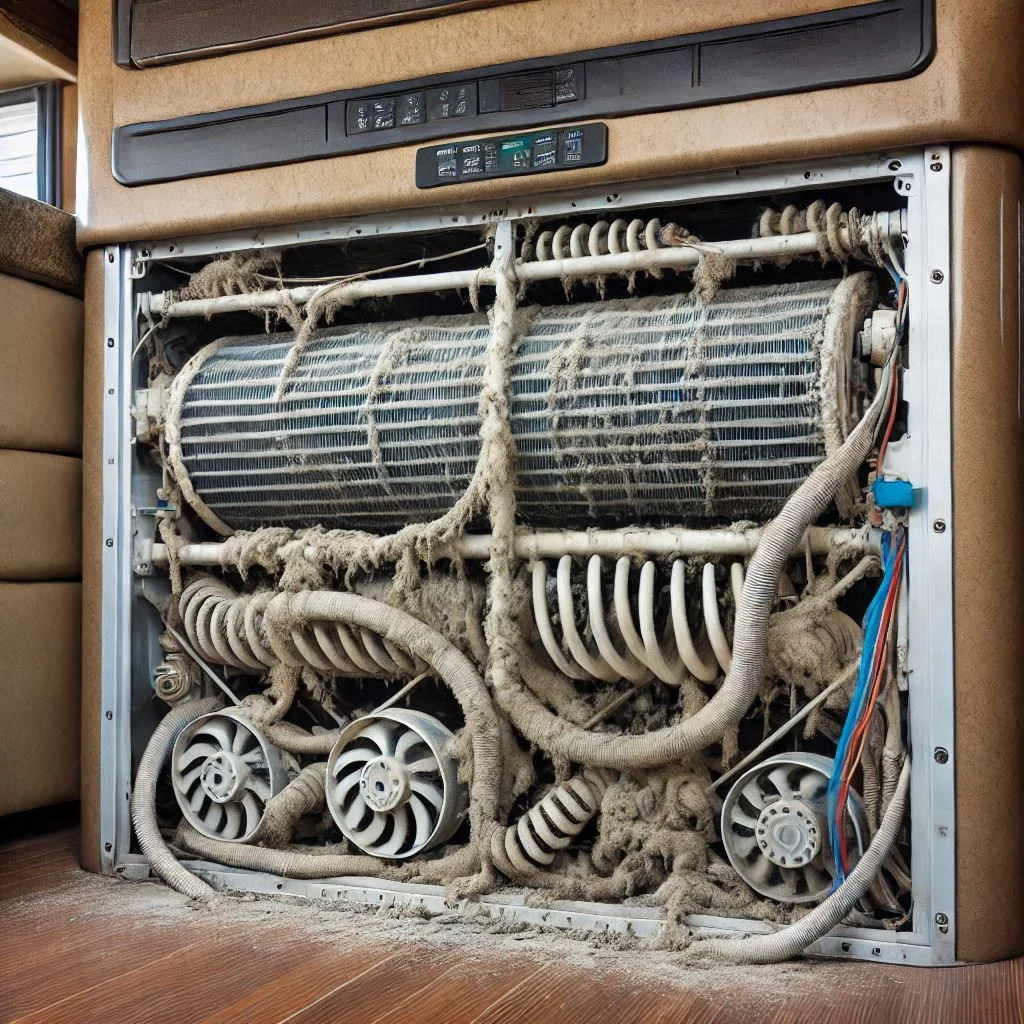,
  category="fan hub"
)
[360,756,410,812]
[755,799,821,868]
[199,751,250,804]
